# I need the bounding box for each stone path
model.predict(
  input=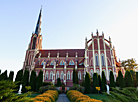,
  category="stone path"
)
[56,93,70,102]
